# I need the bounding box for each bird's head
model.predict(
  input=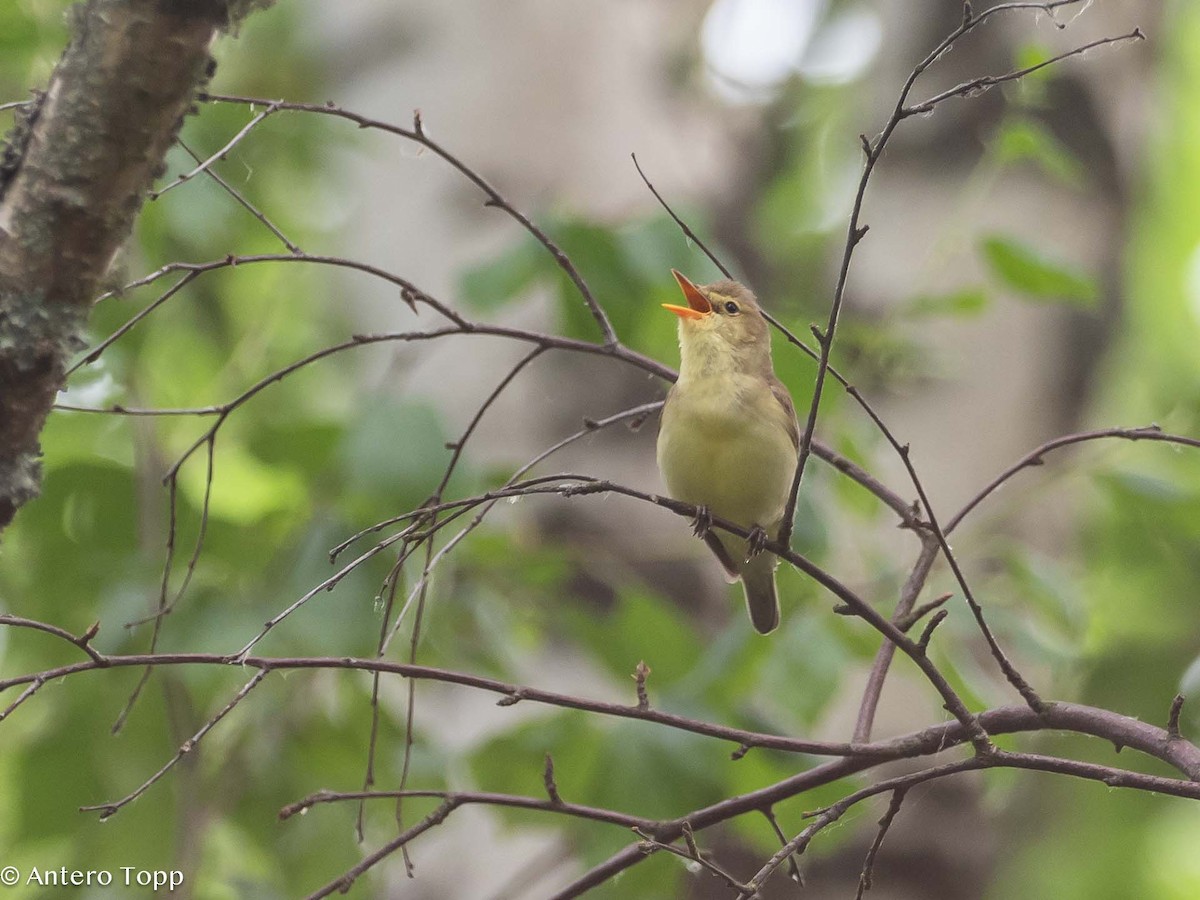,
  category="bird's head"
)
[663,270,772,375]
